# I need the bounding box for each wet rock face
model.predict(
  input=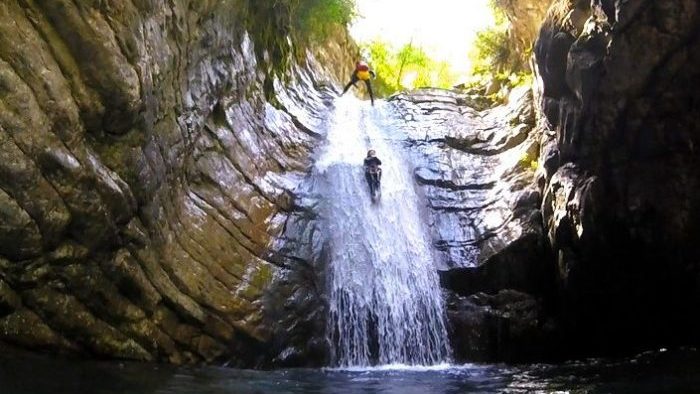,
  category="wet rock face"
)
[534,0,700,352]
[390,88,549,282]
[0,0,352,365]
[387,88,556,361]
[446,289,558,363]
